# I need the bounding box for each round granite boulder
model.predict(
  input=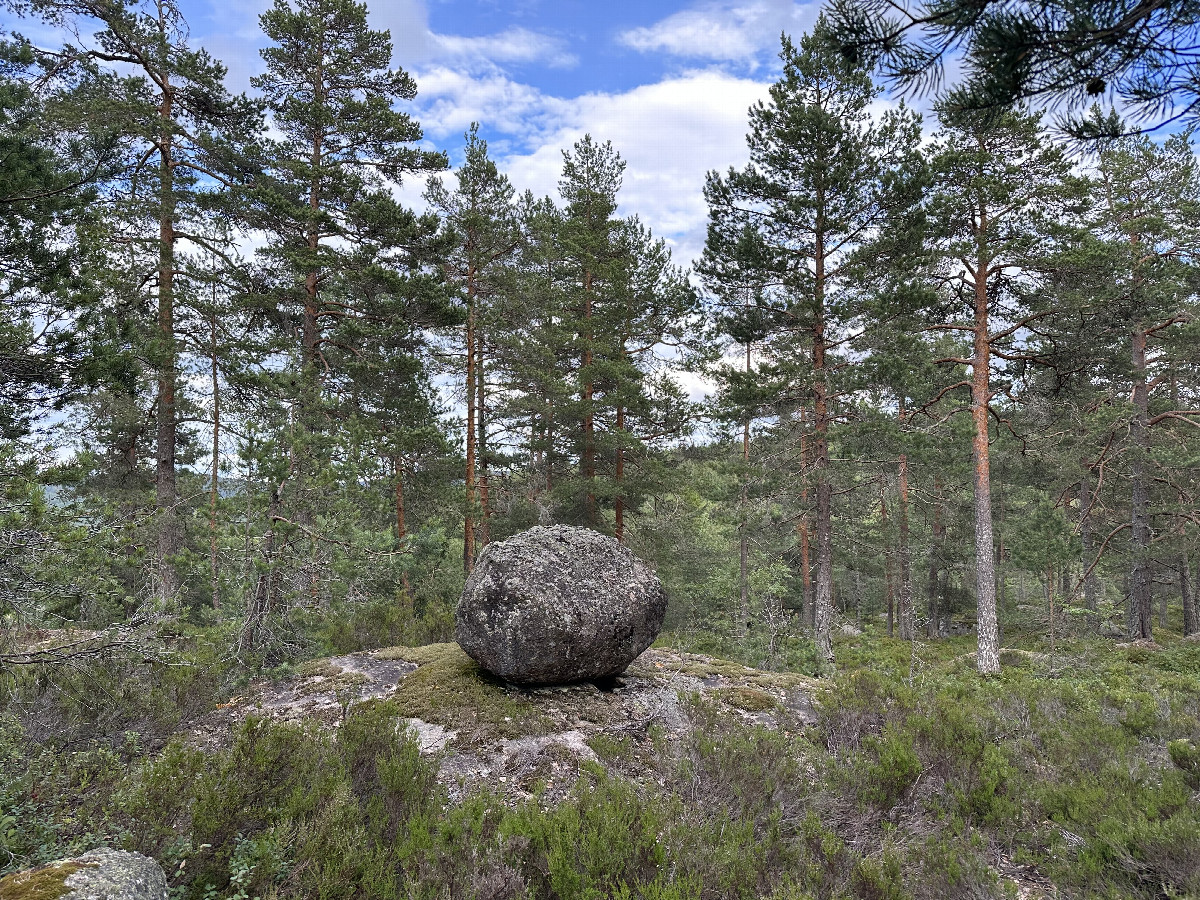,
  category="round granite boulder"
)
[0,848,168,900]
[455,525,667,685]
